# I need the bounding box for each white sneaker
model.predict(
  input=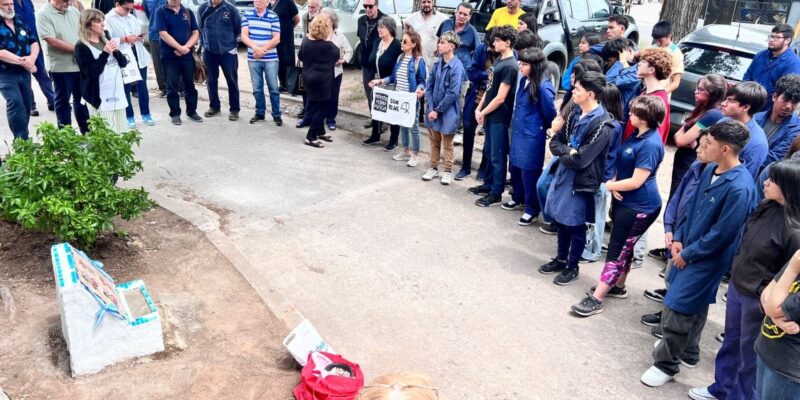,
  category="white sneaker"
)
[453,134,463,145]
[407,154,419,167]
[689,387,718,400]
[441,171,452,185]
[640,366,674,387]
[392,152,410,161]
[421,168,439,181]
